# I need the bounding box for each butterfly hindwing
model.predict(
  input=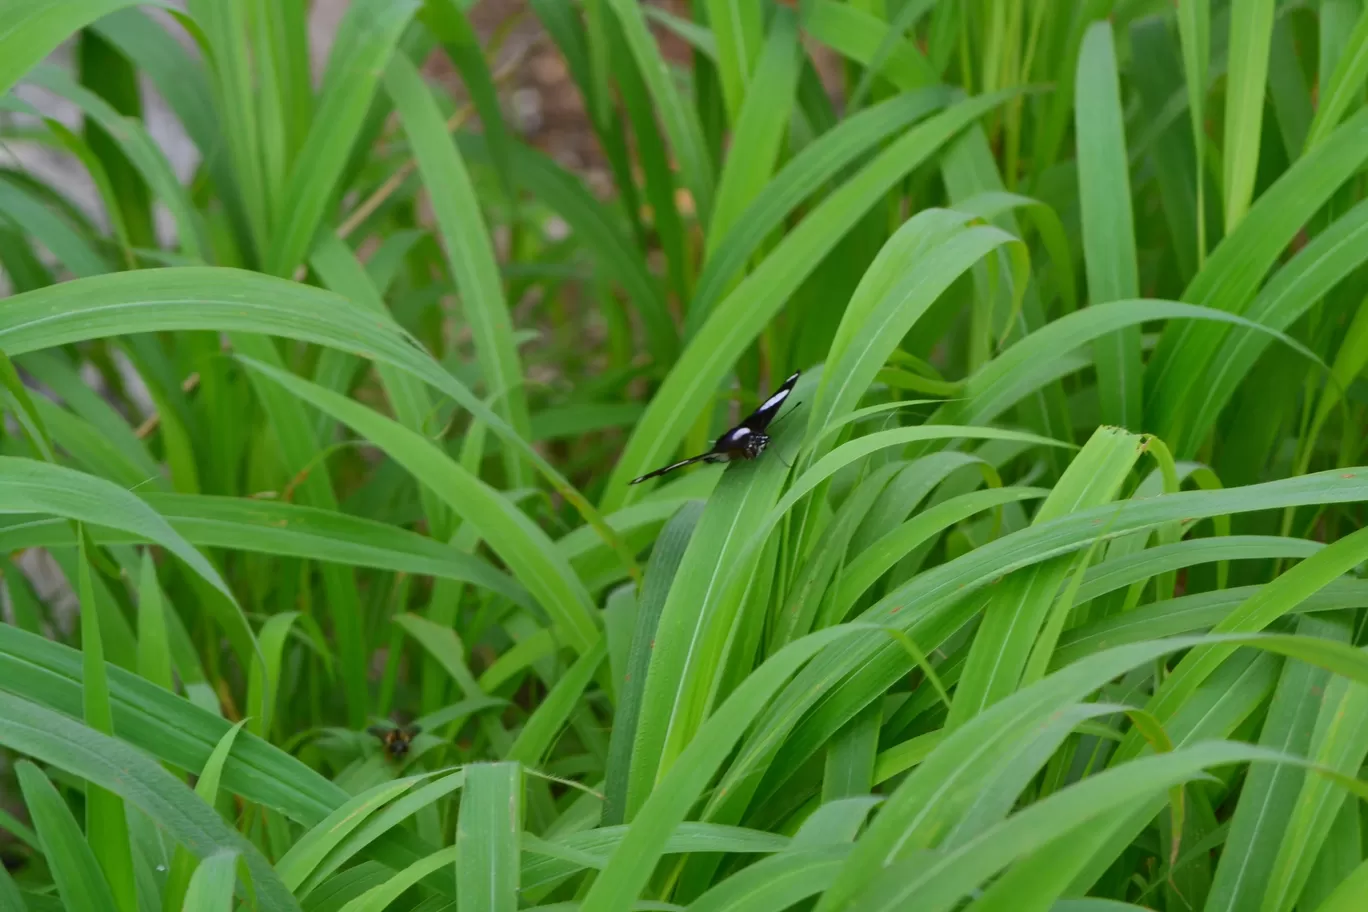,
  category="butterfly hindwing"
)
[629,453,712,485]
